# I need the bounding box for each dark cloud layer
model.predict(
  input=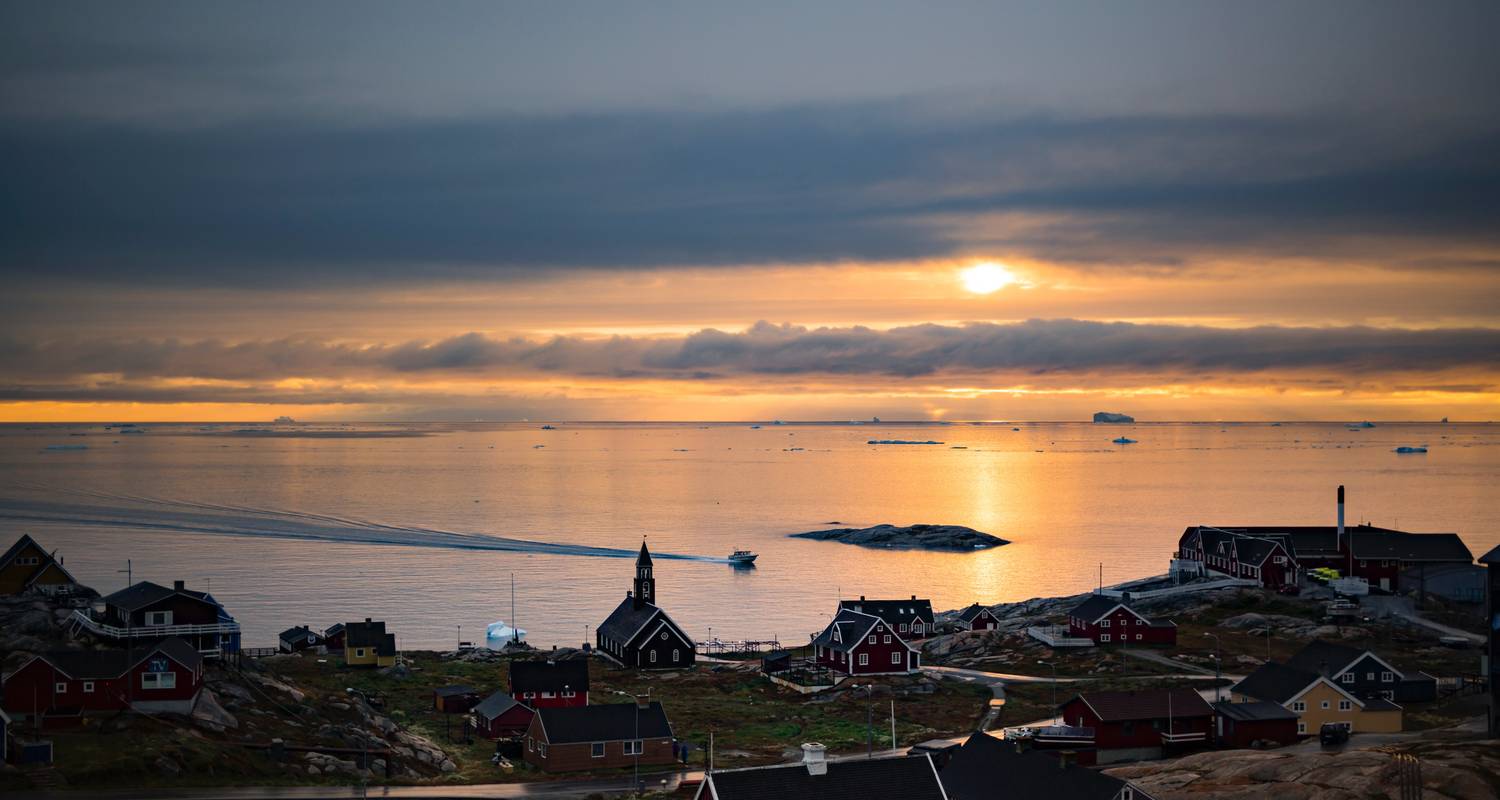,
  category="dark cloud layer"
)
[2,105,1498,285]
[4,321,1497,400]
